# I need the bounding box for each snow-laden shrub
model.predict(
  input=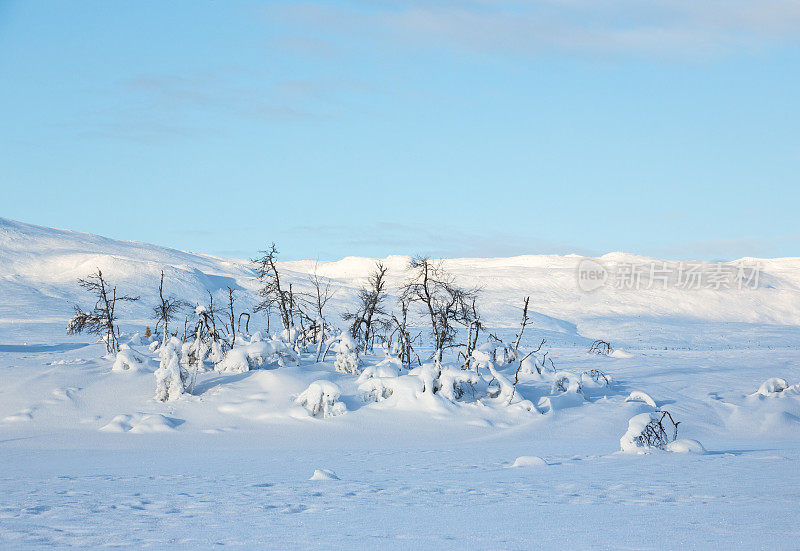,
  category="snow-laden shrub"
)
[246,337,299,367]
[519,356,543,376]
[472,341,517,369]
[180,339,211,372]
[359,377,396,403]
[534,371,585,413]
[486,362,515,402]
[409,363,442,394]
[148,340,161,352]
[154,337,188,402]
[215,335,300,372]
[295,380,346,418]
[334,333,361,375]
[209,340,225,364]
[112,345,145,372]
[215,348,251,374]
[357,358,400,383]
[438,367,480,401]
[581,369,611,387]
[620,410,680,453]
[551,371,583,395]
[756,377,789,396]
